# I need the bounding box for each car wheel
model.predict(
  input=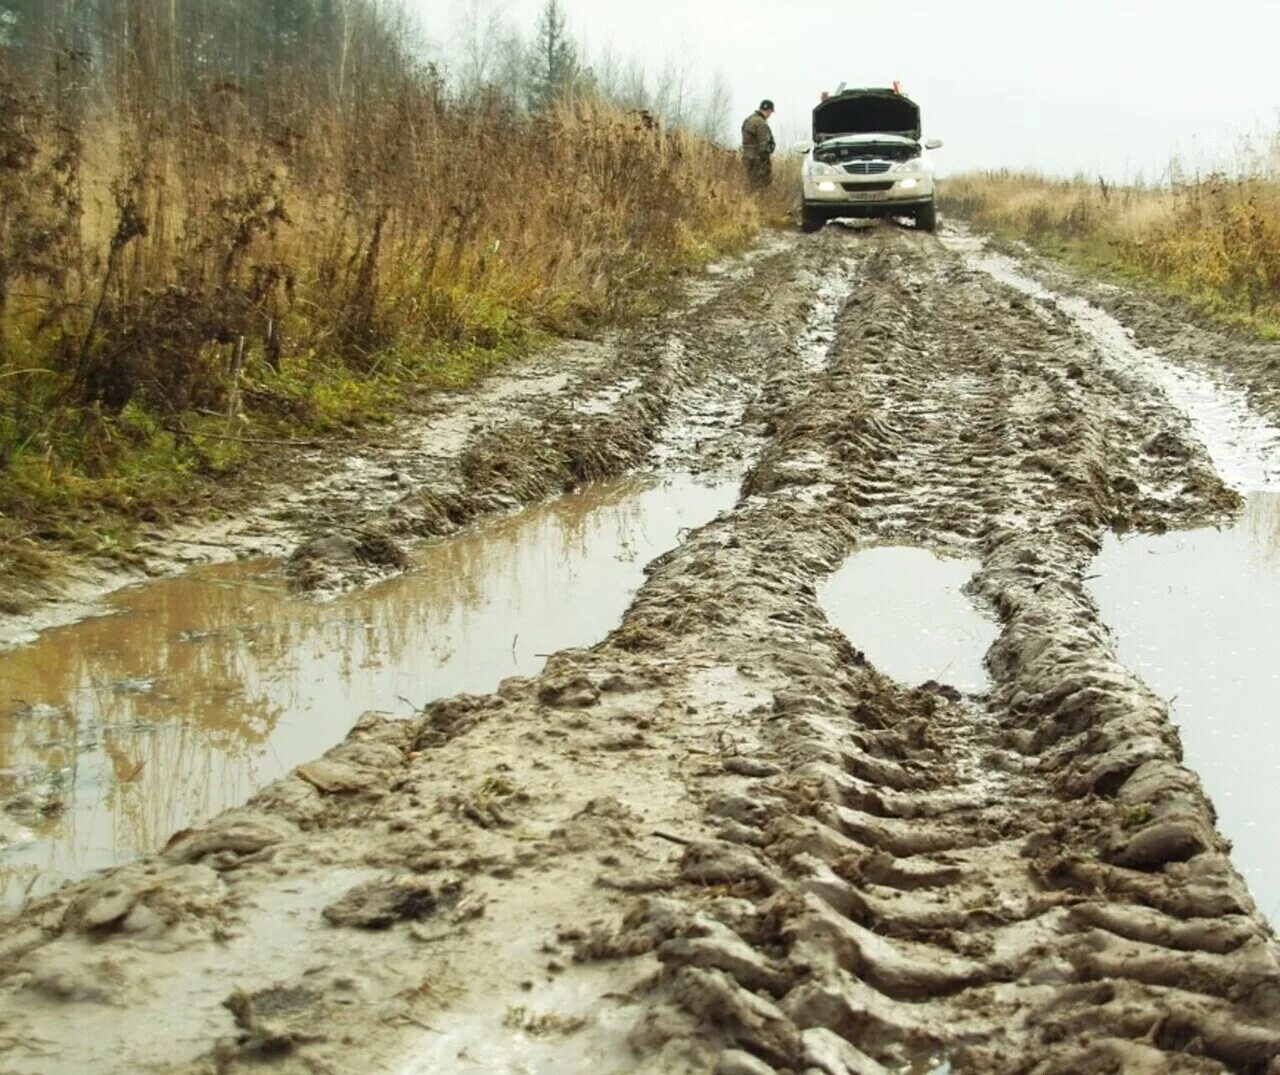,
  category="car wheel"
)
[915,200,938,233]
[801,206,826,233]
